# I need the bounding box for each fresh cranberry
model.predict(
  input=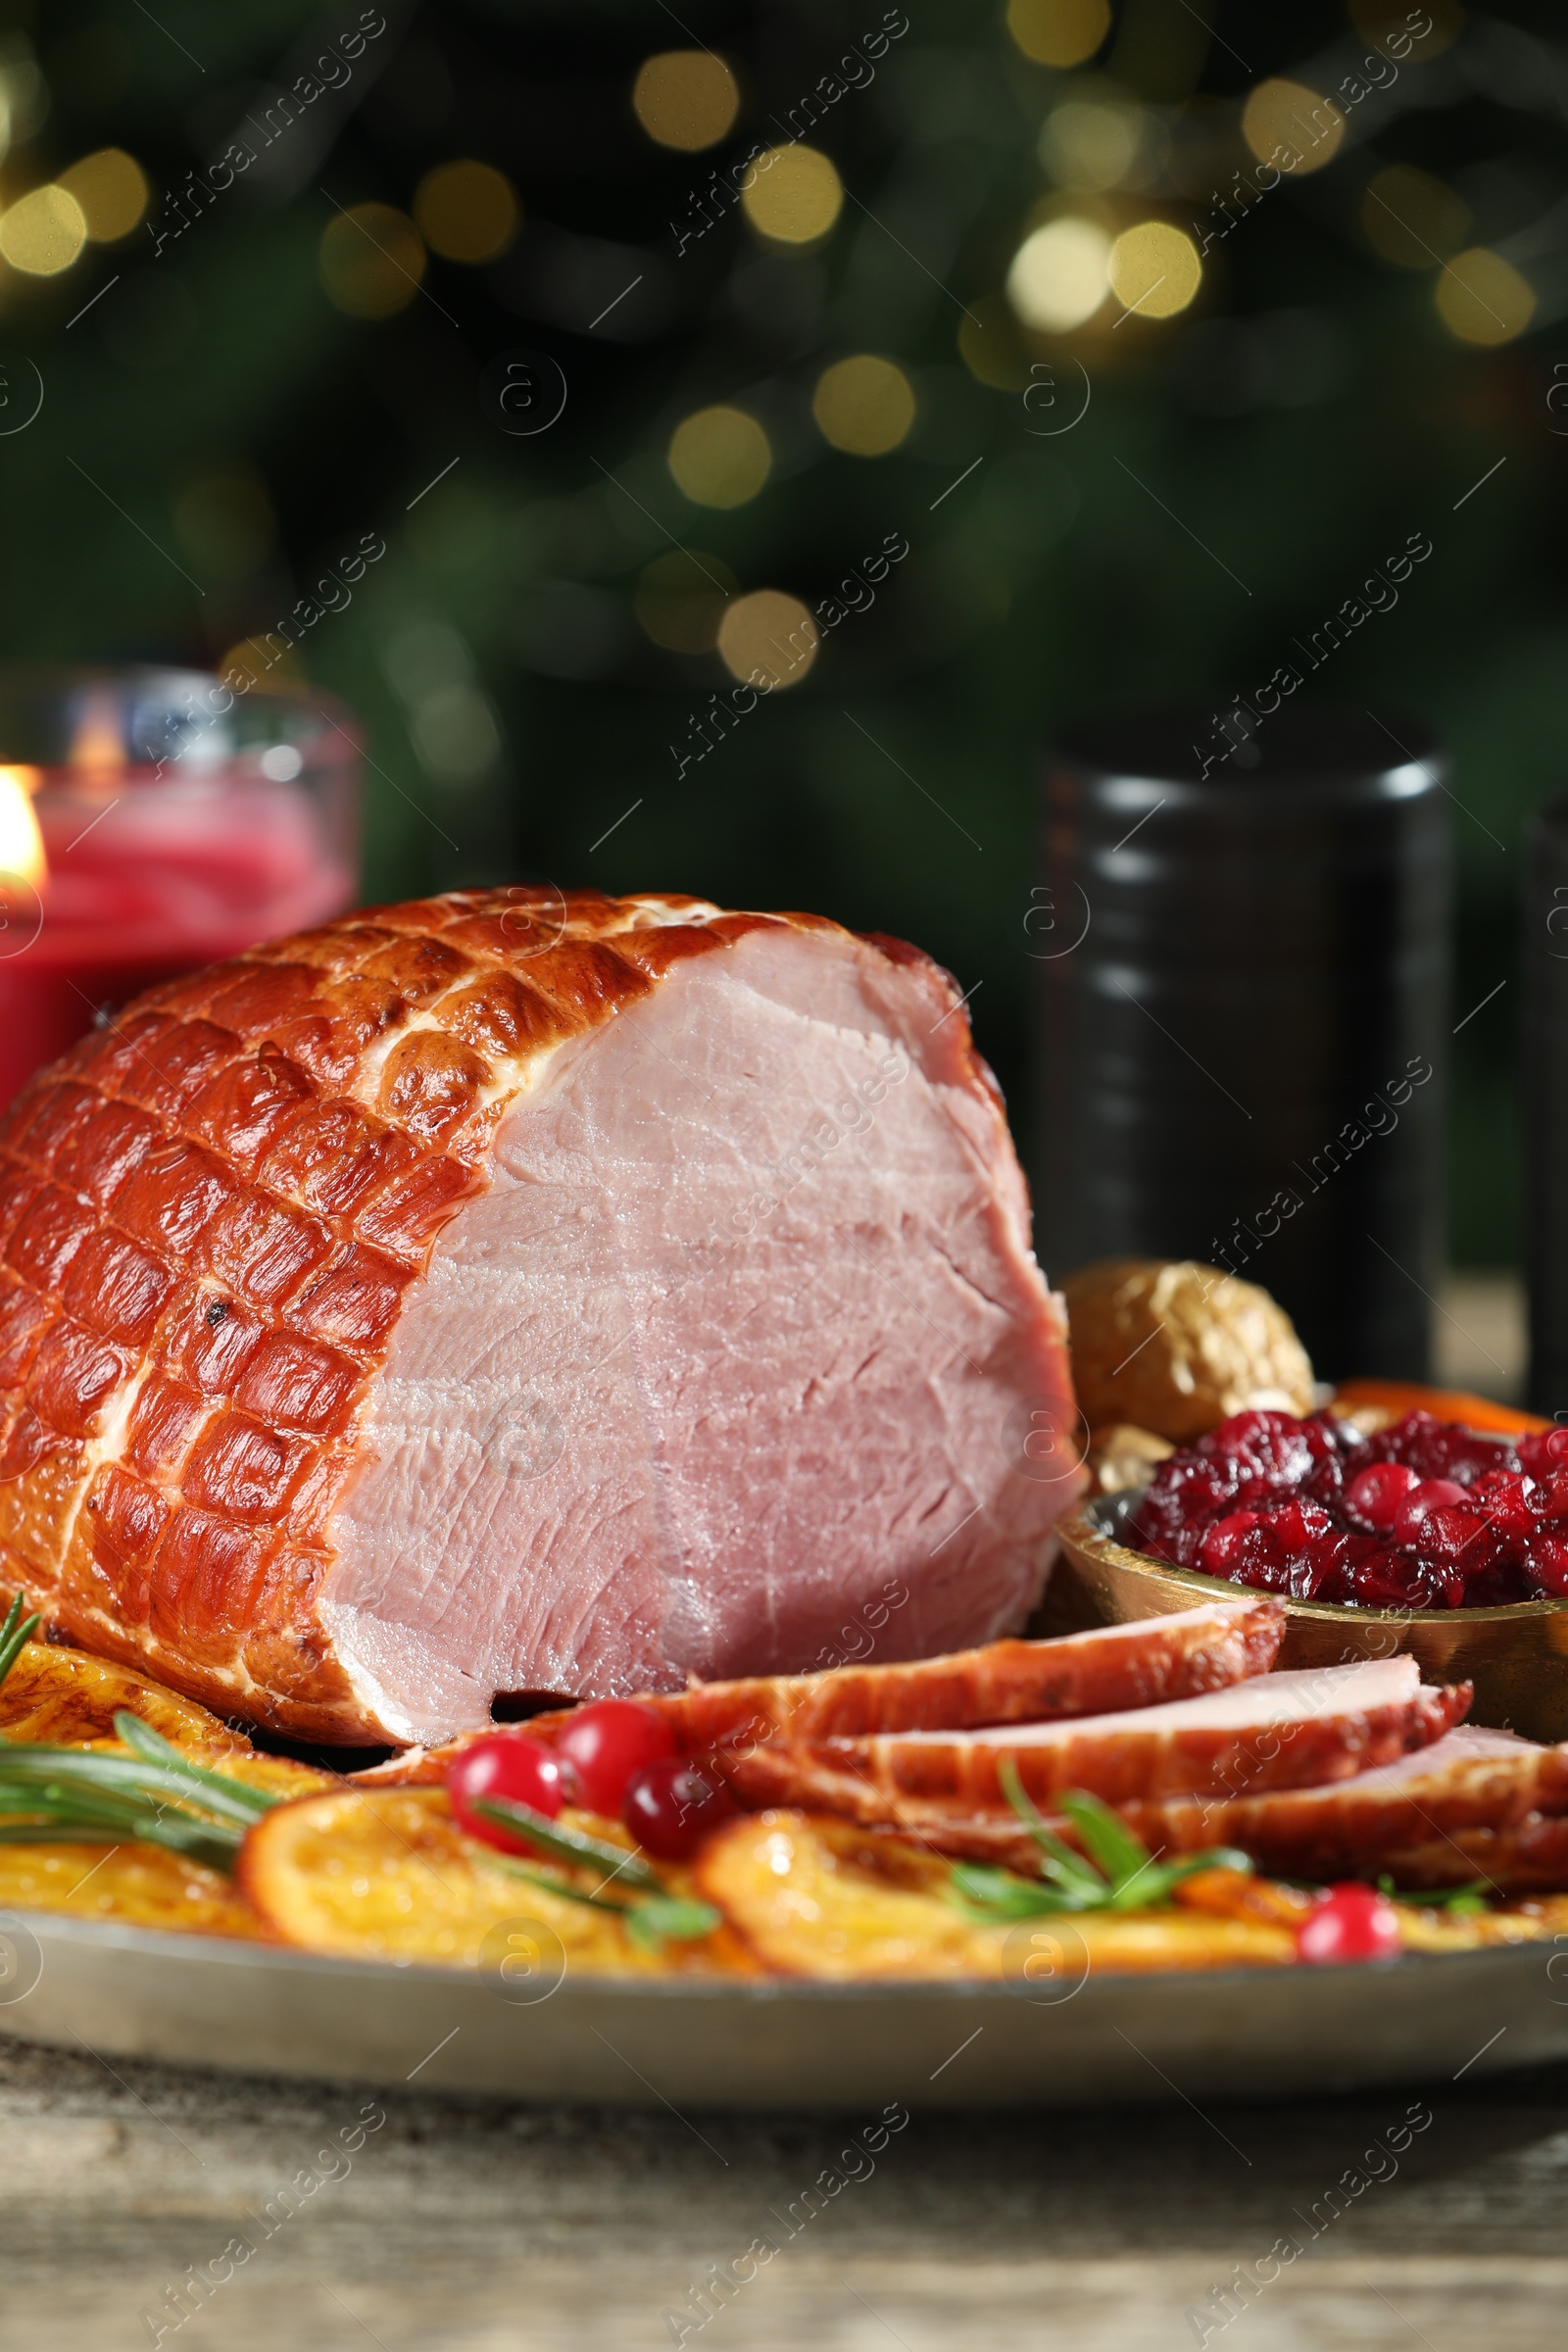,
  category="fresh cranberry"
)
[1346,1462,1422,1530]
[448,1735,573,1855]
[1525,1537,1568,1597]
[621,1757,737,1861]
[1391,1479,1469,1548]
[1296,1882,1402,1965]
[555,1699,677,1815]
